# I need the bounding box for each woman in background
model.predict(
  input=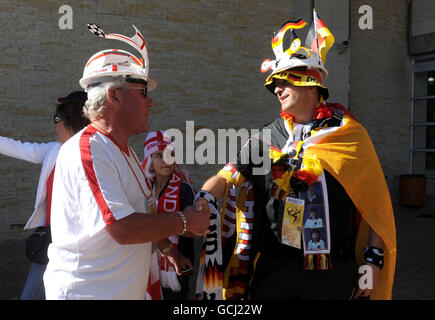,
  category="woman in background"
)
[0,91,89,299]
[142,130,195,300]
